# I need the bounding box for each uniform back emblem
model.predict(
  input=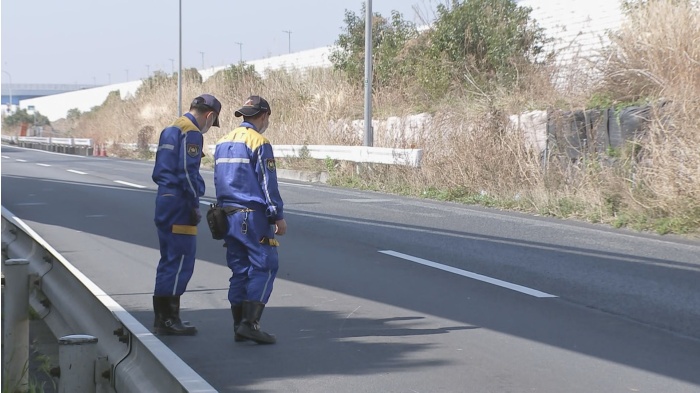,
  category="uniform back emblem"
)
[187,144,200,157]
[266,158,276,171]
